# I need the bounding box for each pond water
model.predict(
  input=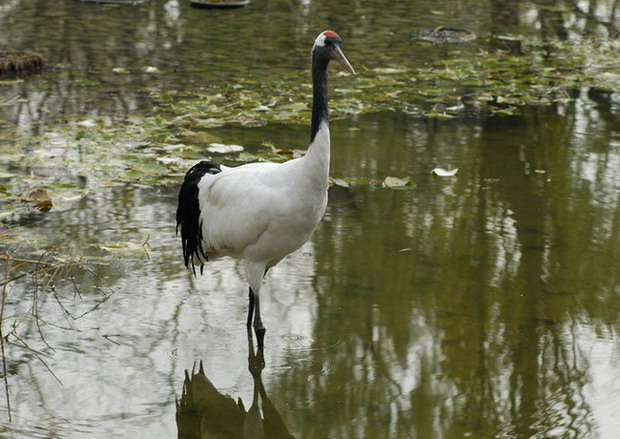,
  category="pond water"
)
[1,0,620,438]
